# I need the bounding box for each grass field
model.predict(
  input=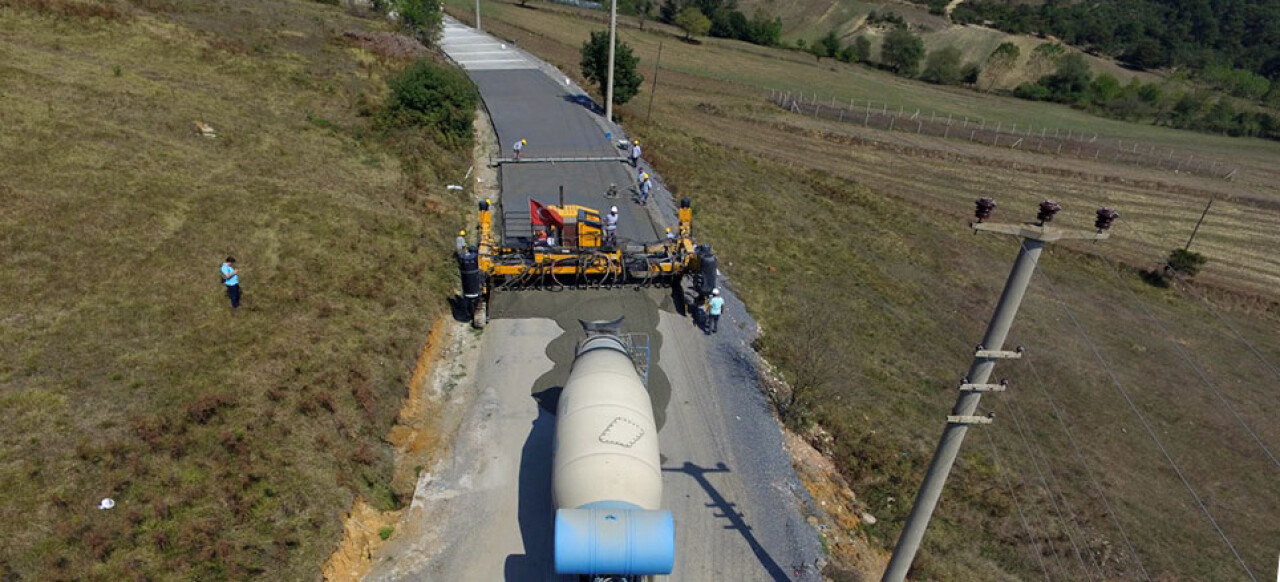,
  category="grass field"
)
[0,1,470,579]
[451,2,1280,579]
